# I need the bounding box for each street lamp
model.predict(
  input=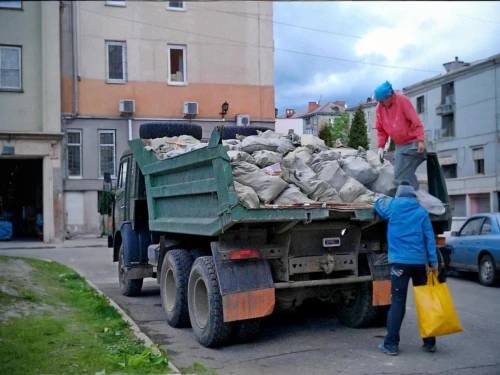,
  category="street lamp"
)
[220,101,229,121]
